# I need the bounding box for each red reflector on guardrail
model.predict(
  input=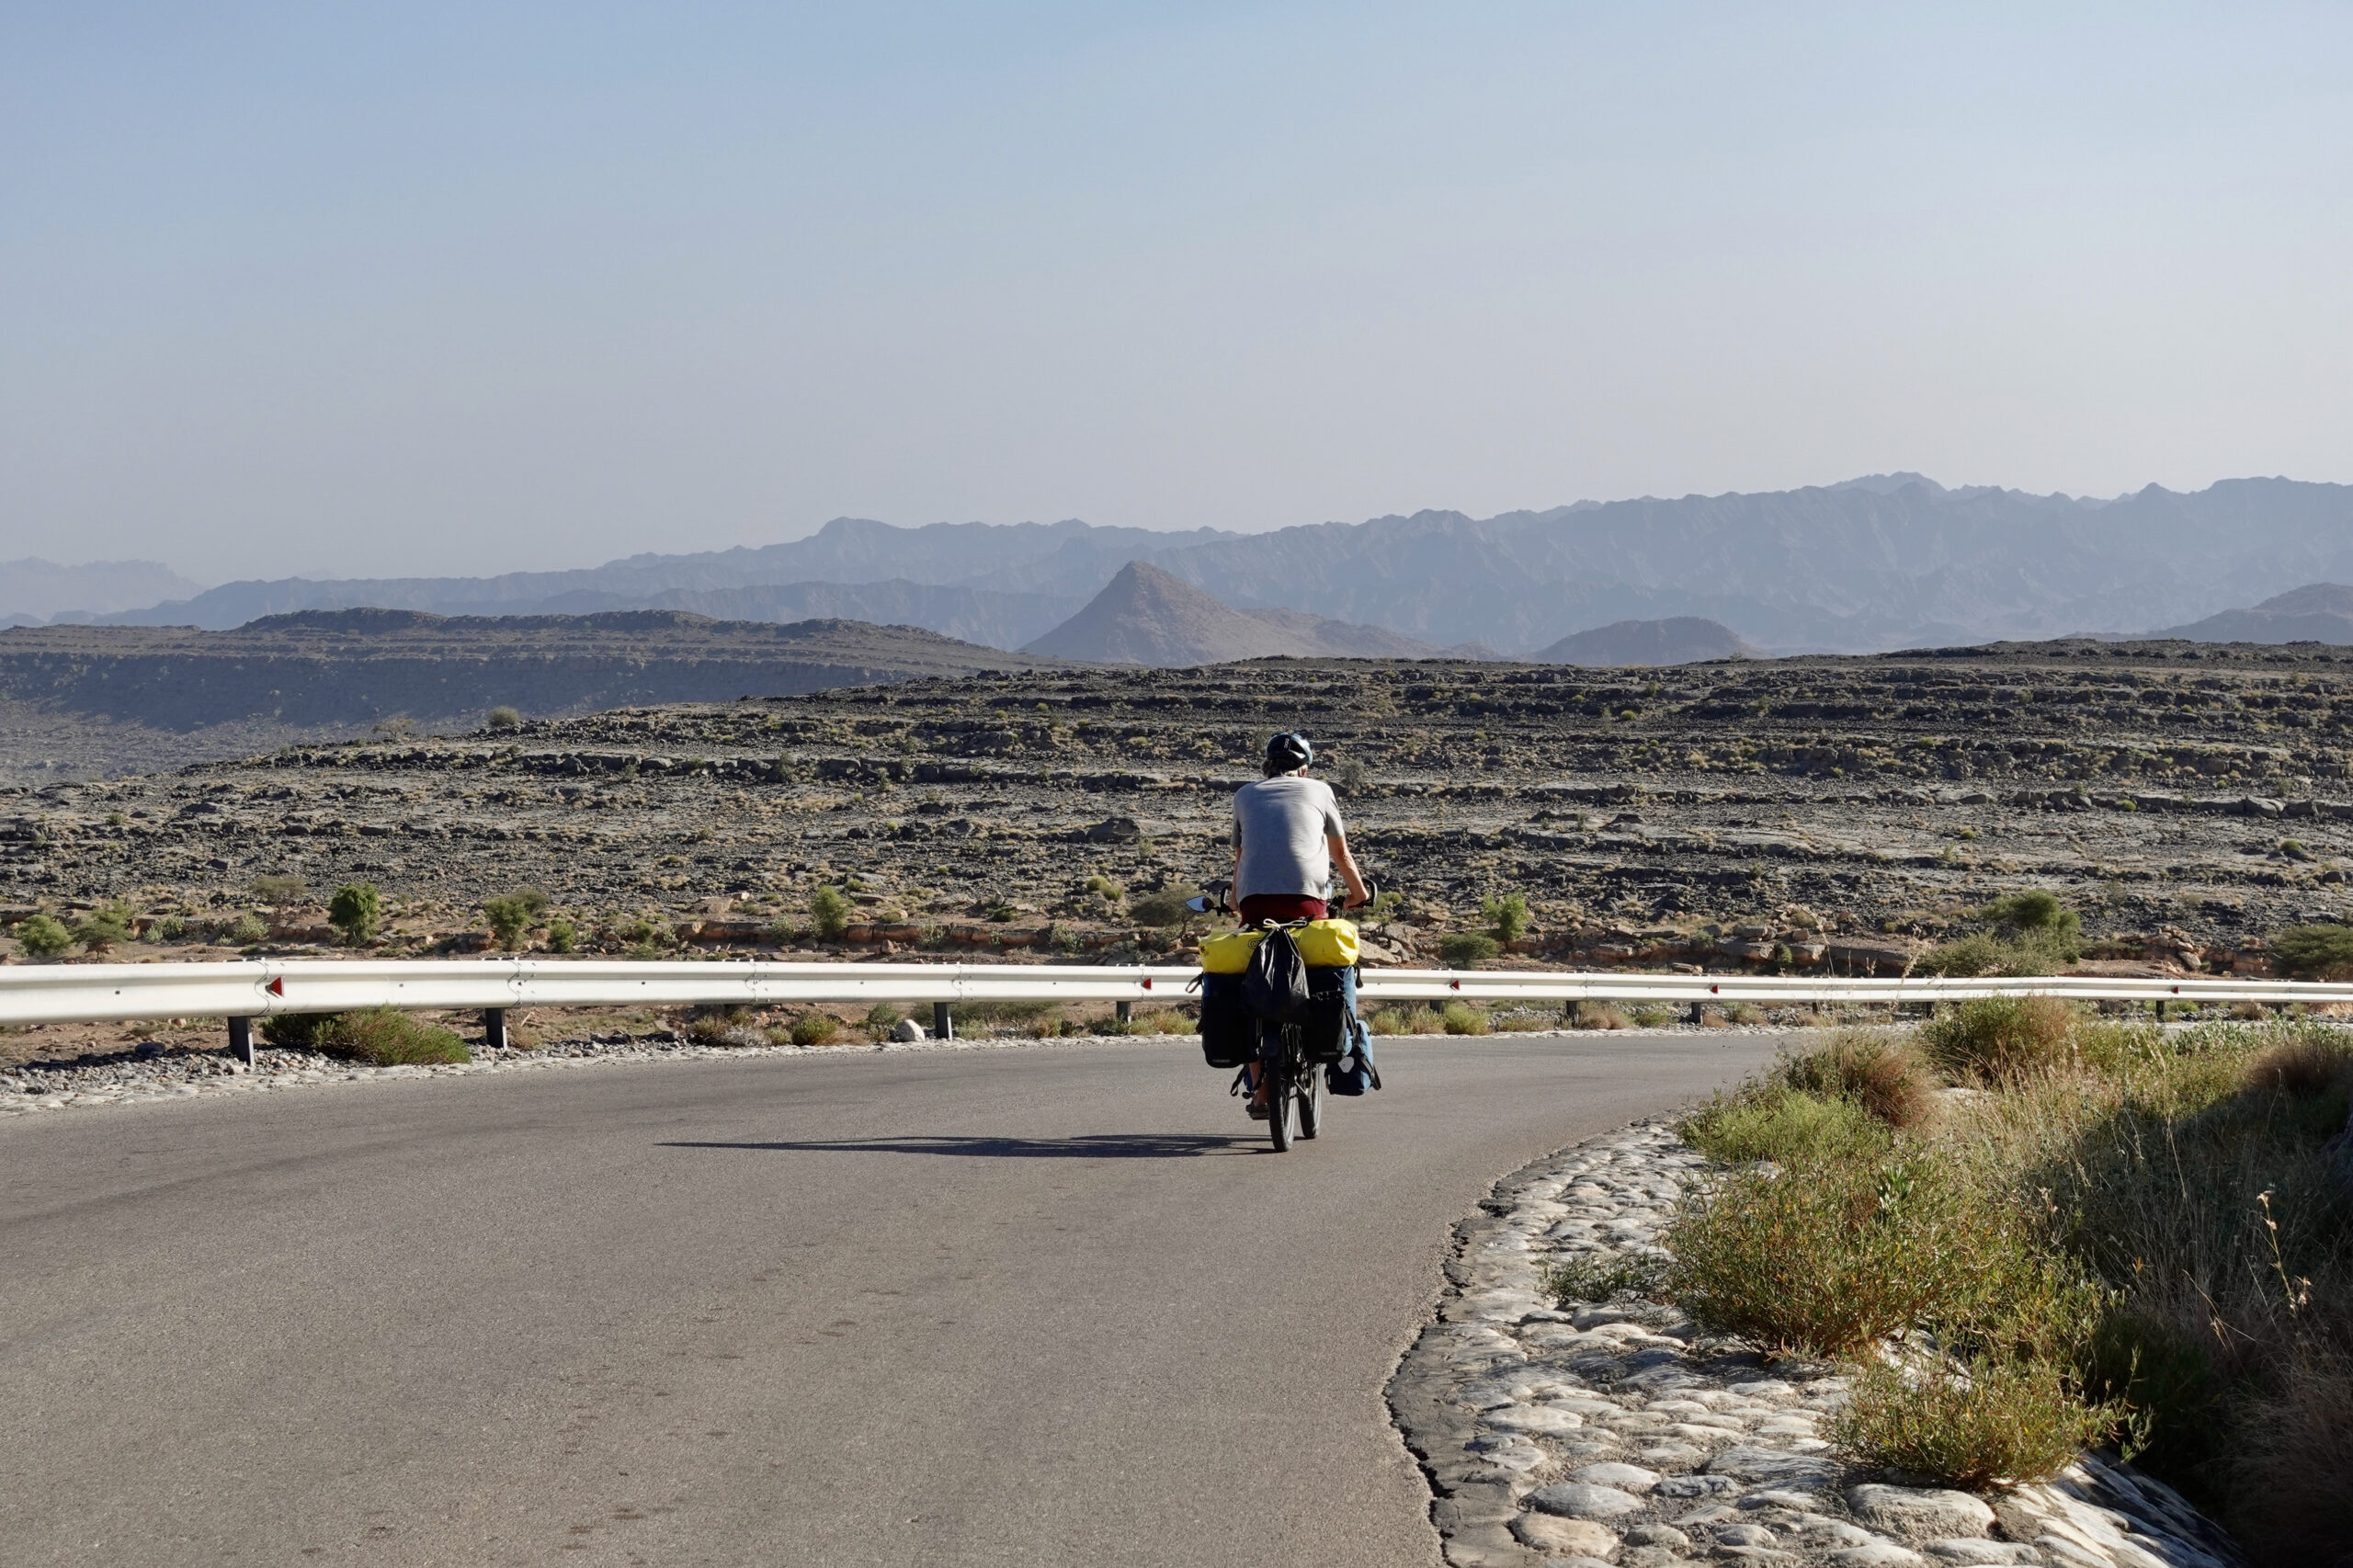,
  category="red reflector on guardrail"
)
[267,977,284,996]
